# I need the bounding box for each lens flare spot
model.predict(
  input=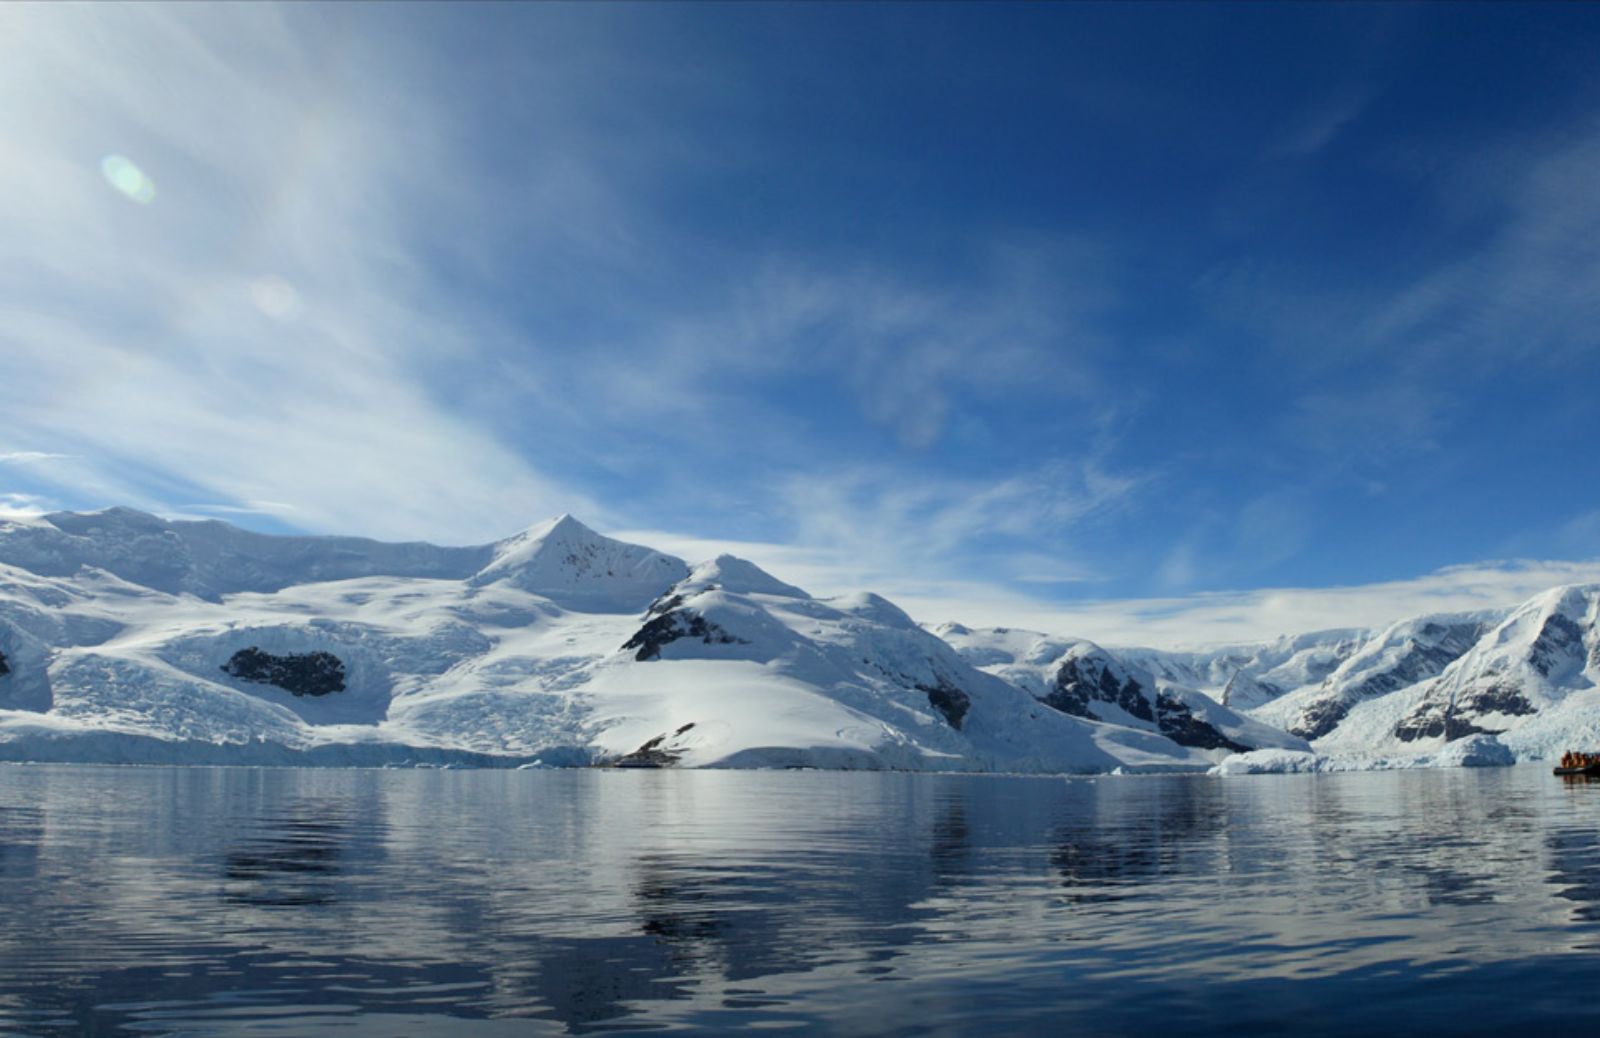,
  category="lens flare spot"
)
[251,276,303,321]
[100,154,156,204]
